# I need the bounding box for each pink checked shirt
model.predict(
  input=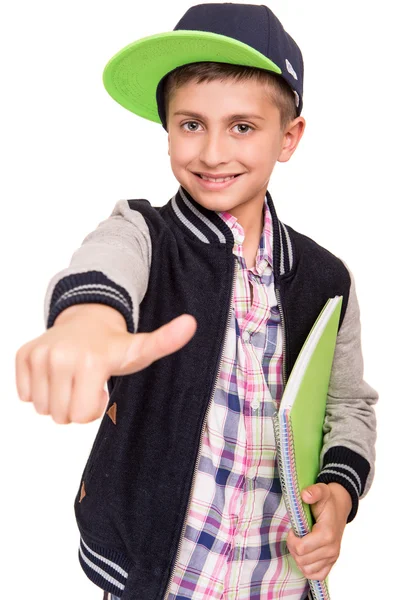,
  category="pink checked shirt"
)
[167,194,310,600]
